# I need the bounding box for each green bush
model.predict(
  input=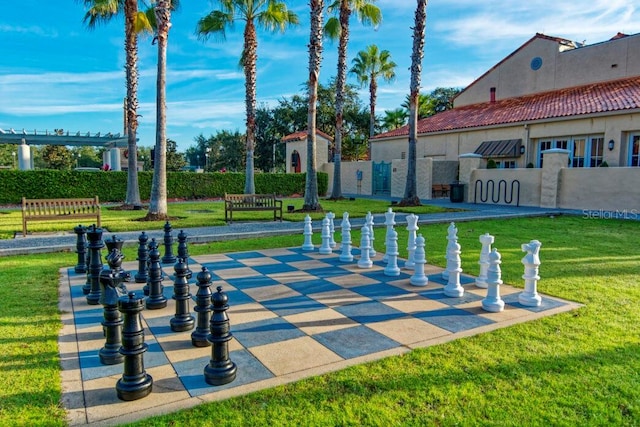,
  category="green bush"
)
[486,159,498,169]
[0,170,328,204]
